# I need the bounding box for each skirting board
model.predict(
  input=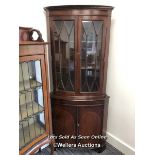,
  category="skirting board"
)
[107,132,135,155]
